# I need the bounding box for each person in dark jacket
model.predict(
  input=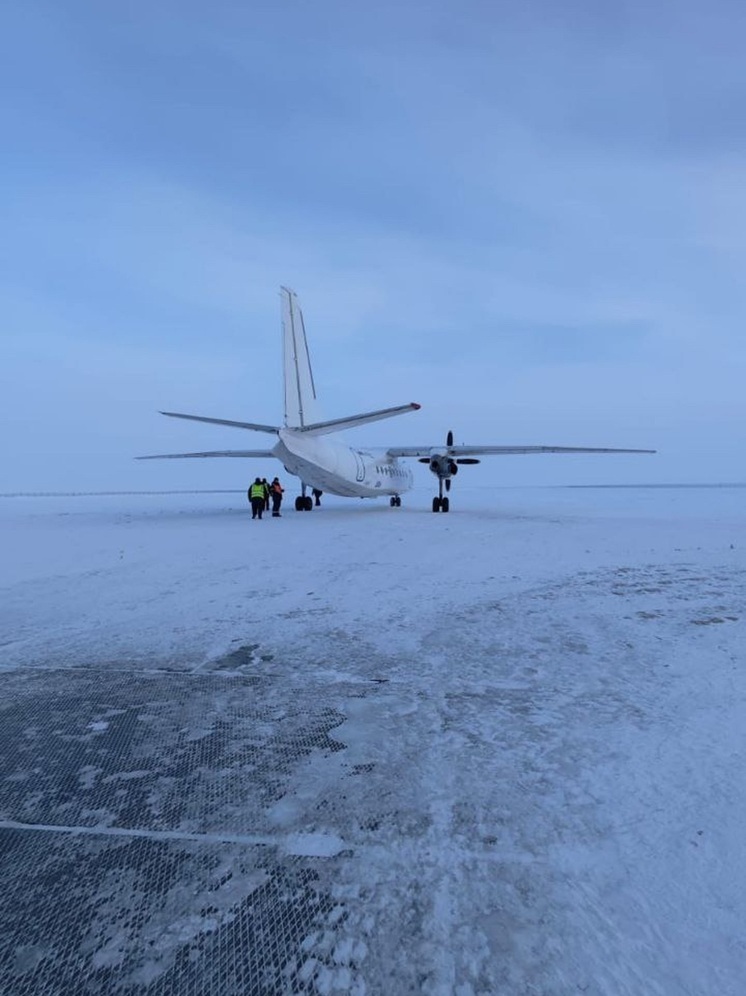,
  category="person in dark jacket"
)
[249,478,266,519]
[262,478,271,511]
[270,477,284,517]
